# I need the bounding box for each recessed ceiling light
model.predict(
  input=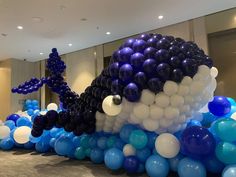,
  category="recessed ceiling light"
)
[17,26,23,30]
[68,43,72,47]
[158,15,164,20]
[106,32,111,35]
[40,52,44,55]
